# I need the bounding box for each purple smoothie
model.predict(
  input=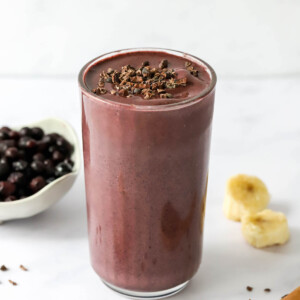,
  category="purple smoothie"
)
[79,48,216,296]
